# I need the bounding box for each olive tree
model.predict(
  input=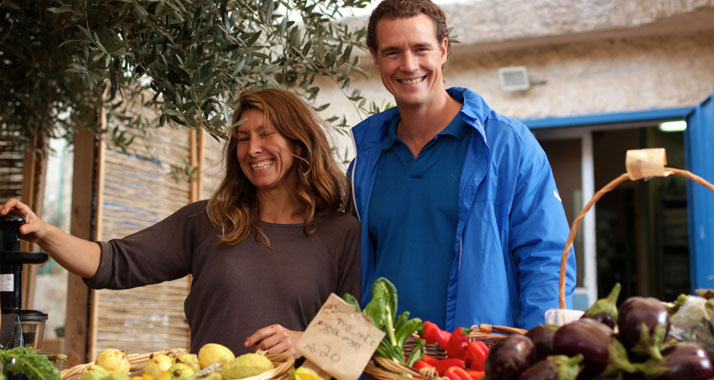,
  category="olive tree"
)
[0,0,375,153]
